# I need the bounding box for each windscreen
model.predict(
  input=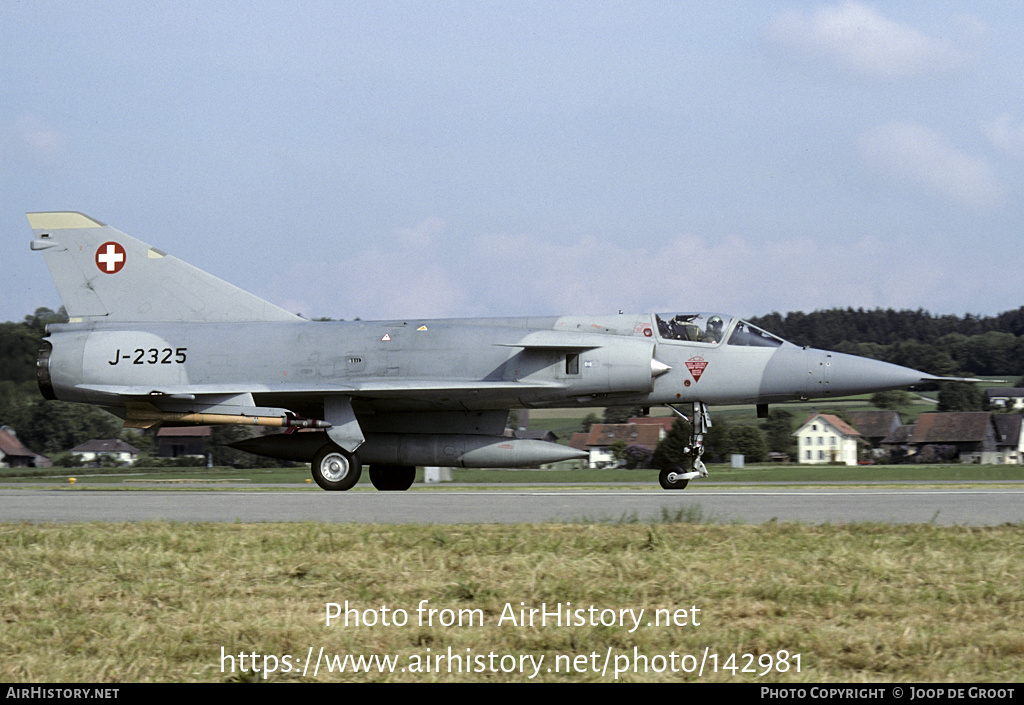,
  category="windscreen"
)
[727,320,785,347]
[655,313,786,348]
[655,313,731,344]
